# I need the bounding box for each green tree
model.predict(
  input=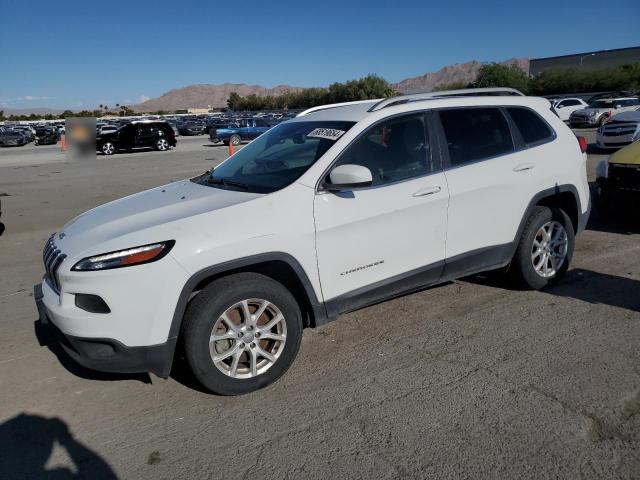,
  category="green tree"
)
[473,63,530,93]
